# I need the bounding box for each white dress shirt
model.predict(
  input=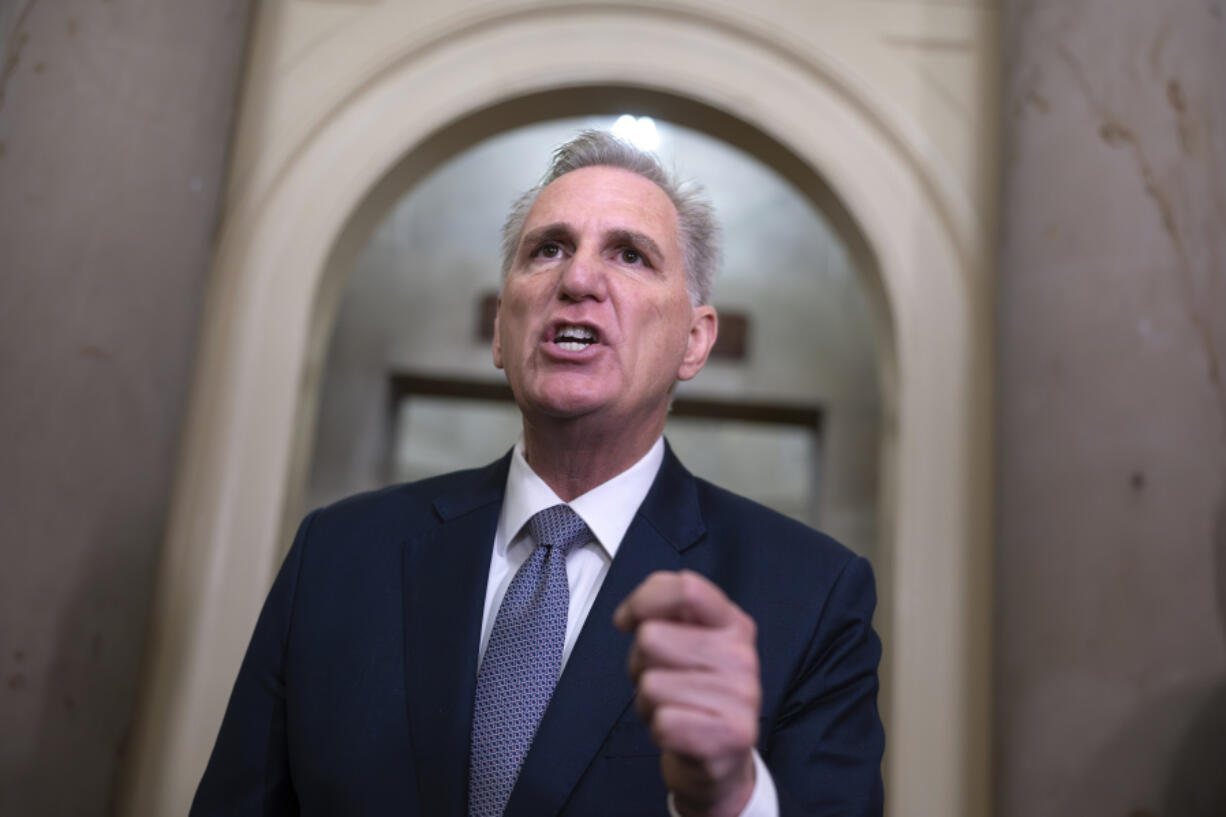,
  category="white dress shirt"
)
[477,436,778,817]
